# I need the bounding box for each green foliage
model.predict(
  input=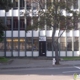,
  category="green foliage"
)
[0,18,6,42]
[26,0,78,31]
[0,0,13,42]
[0,57,8,63]
[0,0,13,12]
